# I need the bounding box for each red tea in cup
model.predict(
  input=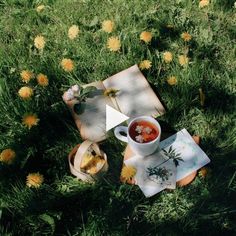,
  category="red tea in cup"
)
[129,120,159,143]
